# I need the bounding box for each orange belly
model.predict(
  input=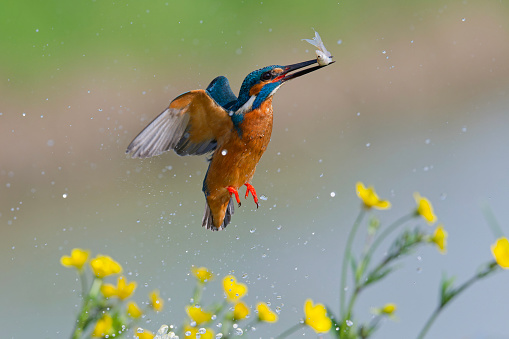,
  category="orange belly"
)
[204,98,273,228]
